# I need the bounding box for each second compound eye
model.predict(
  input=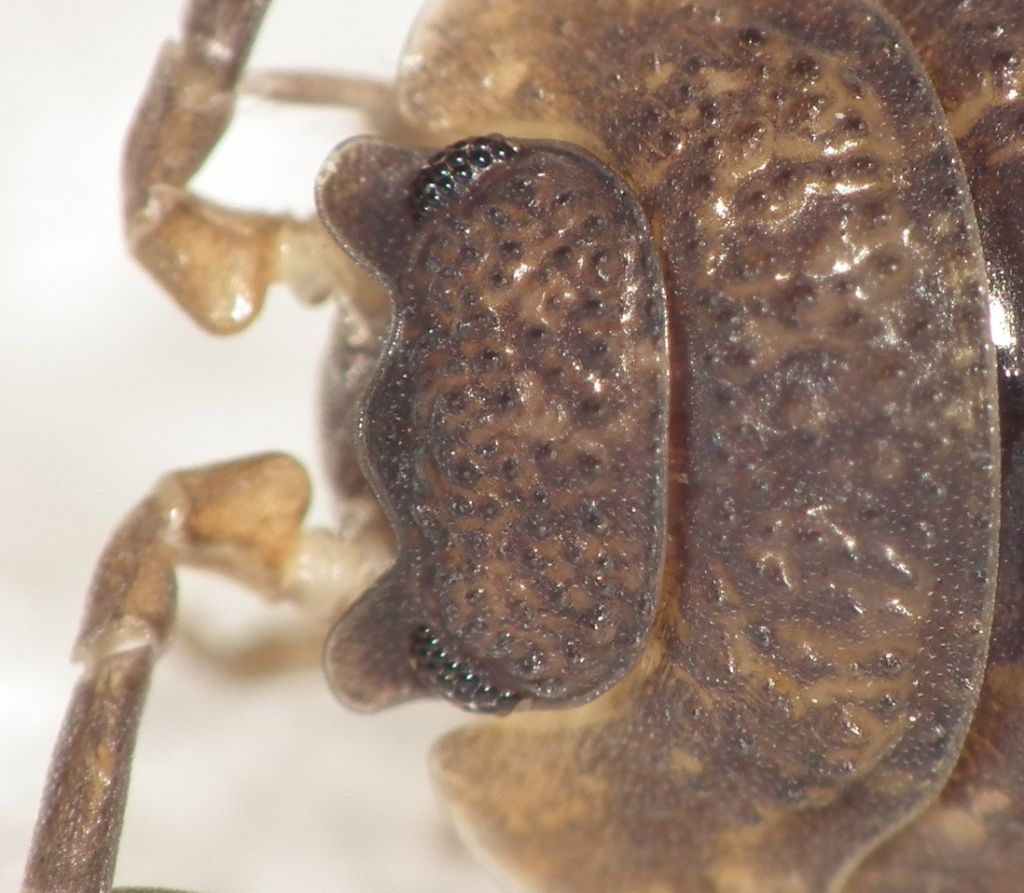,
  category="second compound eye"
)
[409,624,521,714]
[410,136,518,221]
